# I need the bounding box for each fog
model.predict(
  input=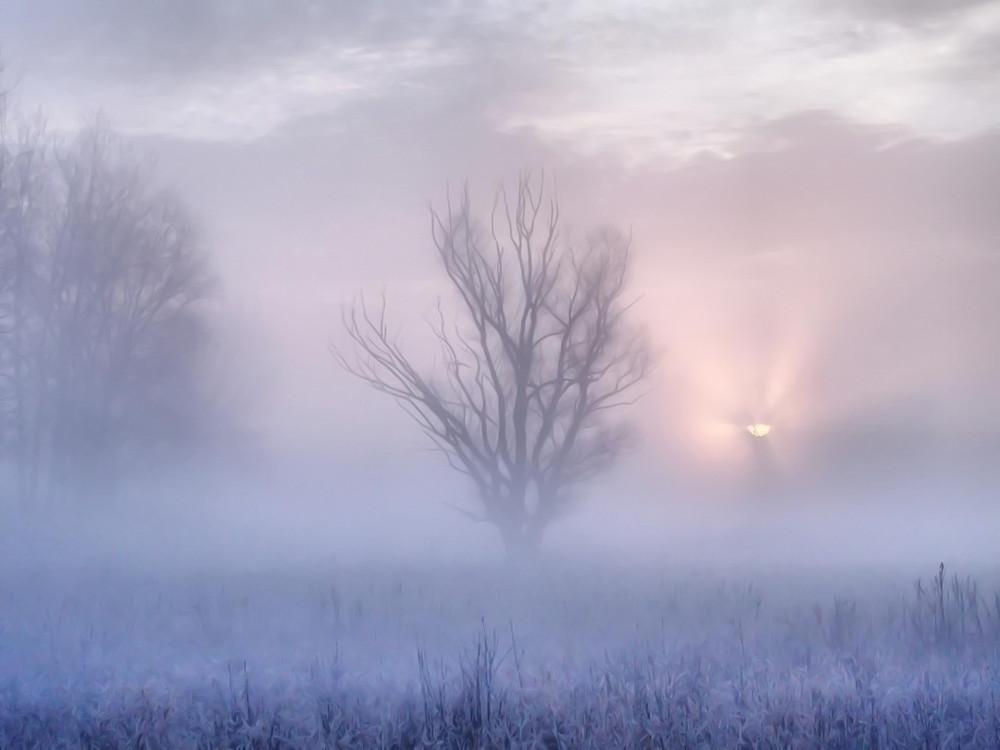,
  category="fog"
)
[0,2,999,744]
[0,0,997,569]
